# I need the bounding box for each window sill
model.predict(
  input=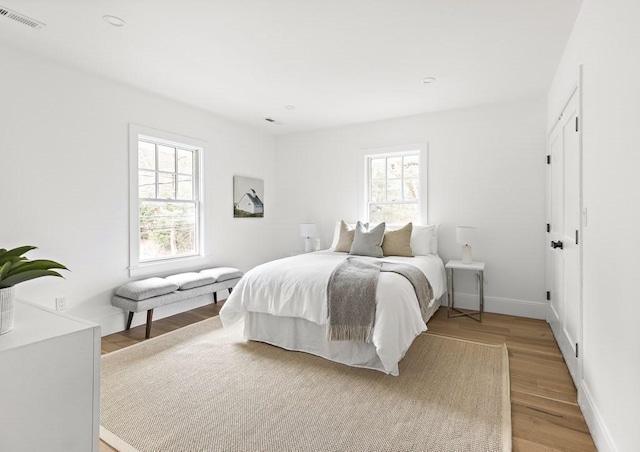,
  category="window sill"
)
[129,255,213,278]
